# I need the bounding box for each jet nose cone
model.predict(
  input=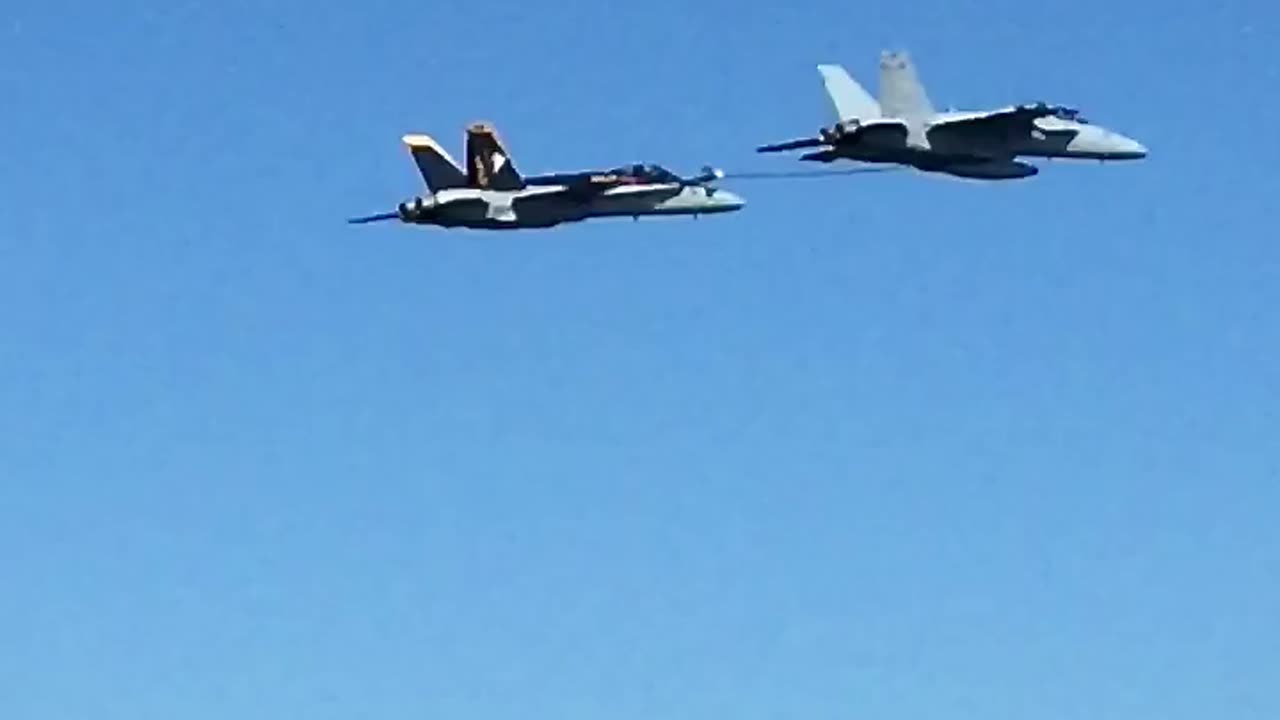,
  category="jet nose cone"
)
[711,189,745,211]
[1067,125,1148,160]
[1115,135,1148,159]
